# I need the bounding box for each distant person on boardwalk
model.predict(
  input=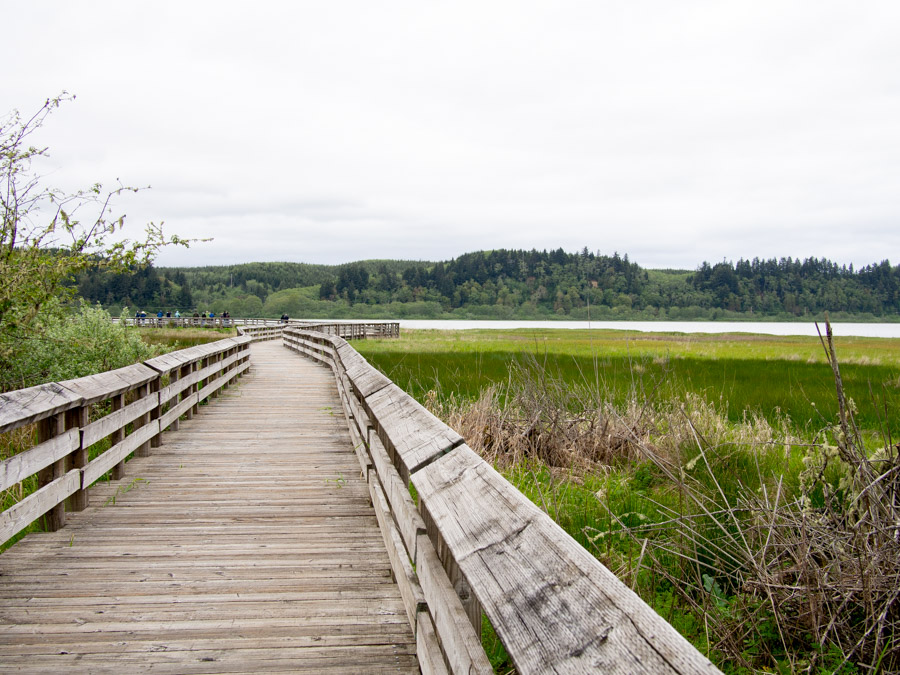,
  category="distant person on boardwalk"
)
[280,313,289,323]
